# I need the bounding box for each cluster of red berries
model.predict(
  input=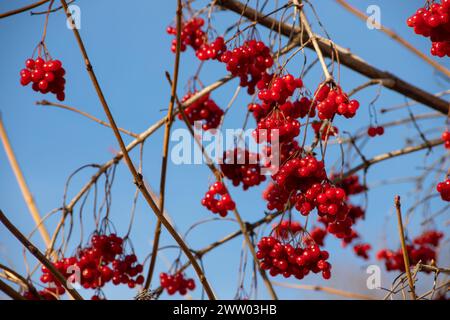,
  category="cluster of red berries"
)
[263,155,326,211]
[407,1,450,57]
[257,74,303,106]
[347,204,366,223]
[295,183,347,219]
[179,92,224,130]
[257,237,332,280]
[20,57,66,101]
[253,111,301,143]
[36,233,143,298]
[273,220,303,240]
[311,121,339,141]
[377,230,443,272]
[367,126,385,137]
[220,148,266,190]
[437,178,450,201]
[353,243,371,260]
[442,130,450,149]
[160,272,196,296]
[196,36,227,61]
[201,181,236,217]
[220,40,273,95]
[315,83,360,120]
[167,17,206,53]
